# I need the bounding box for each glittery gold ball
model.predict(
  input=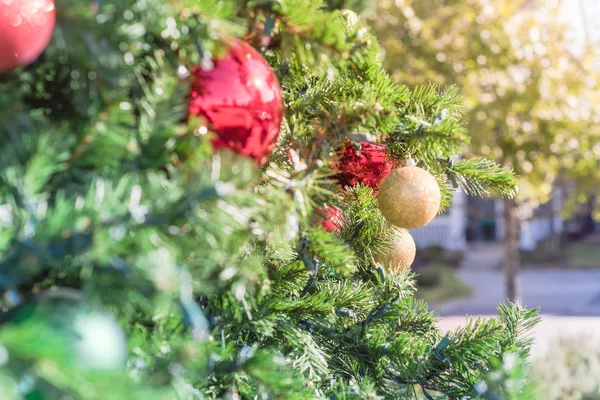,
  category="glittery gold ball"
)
[373,229,416,274]
[377,165,441,229]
